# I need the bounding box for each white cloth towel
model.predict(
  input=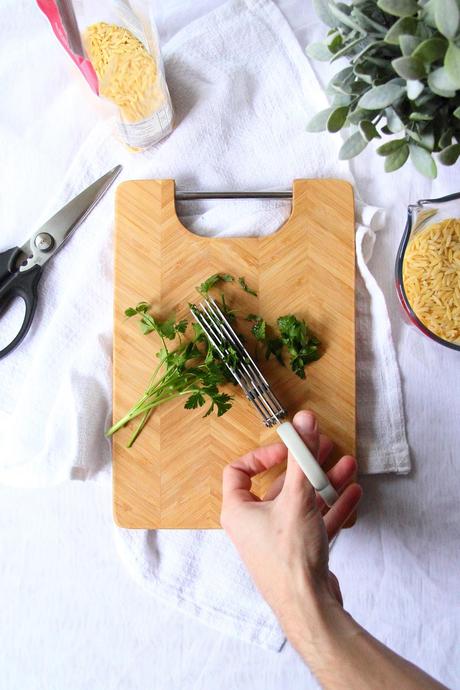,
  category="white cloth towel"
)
[0,0,410,649]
